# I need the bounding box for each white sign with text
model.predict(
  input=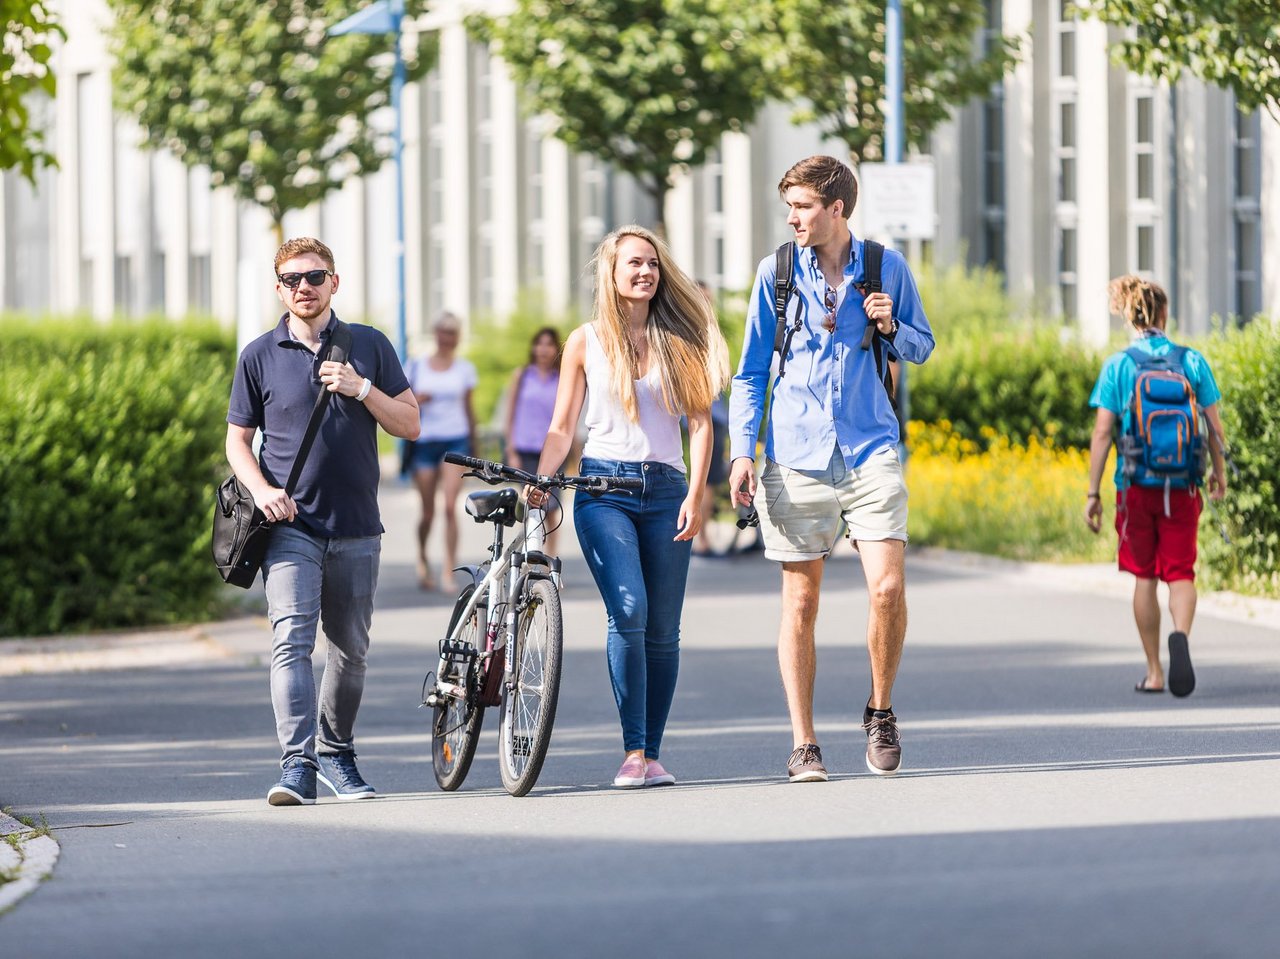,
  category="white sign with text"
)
[859,163,937,240]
